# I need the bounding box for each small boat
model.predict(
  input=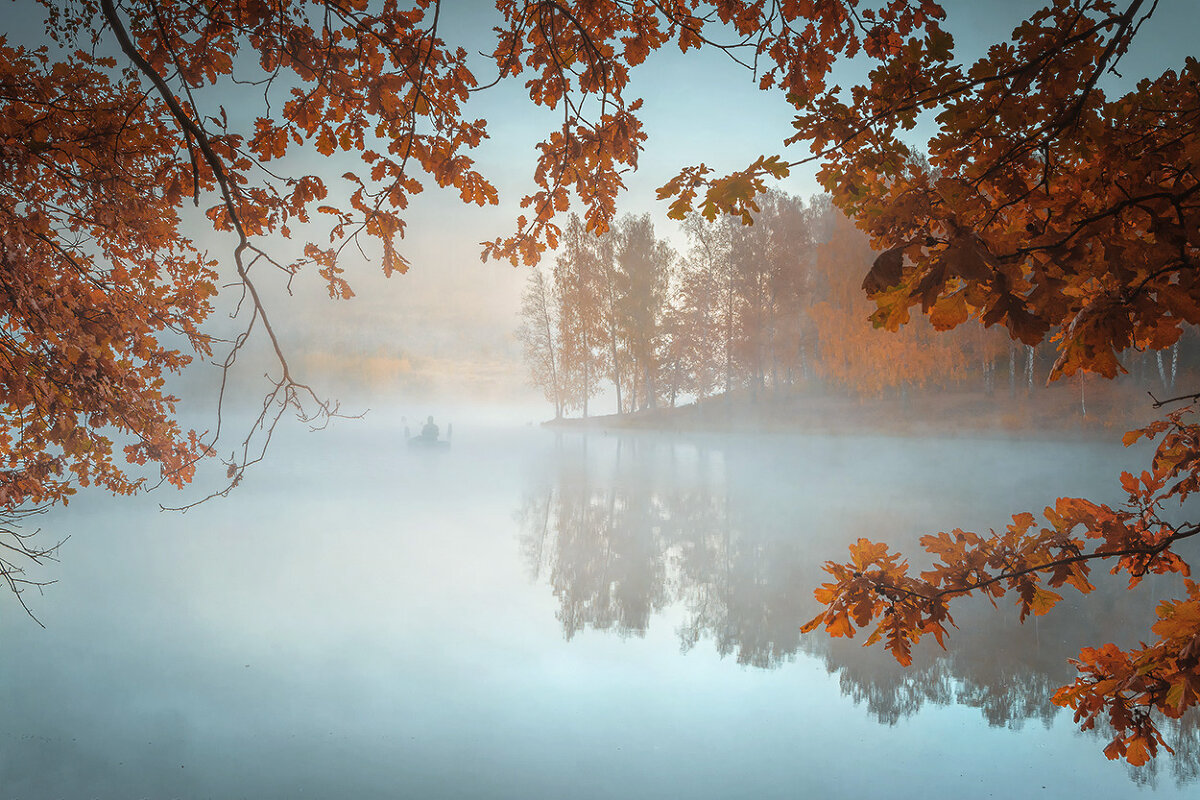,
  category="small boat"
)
[407,435,450,449]
[404,419,451,449]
